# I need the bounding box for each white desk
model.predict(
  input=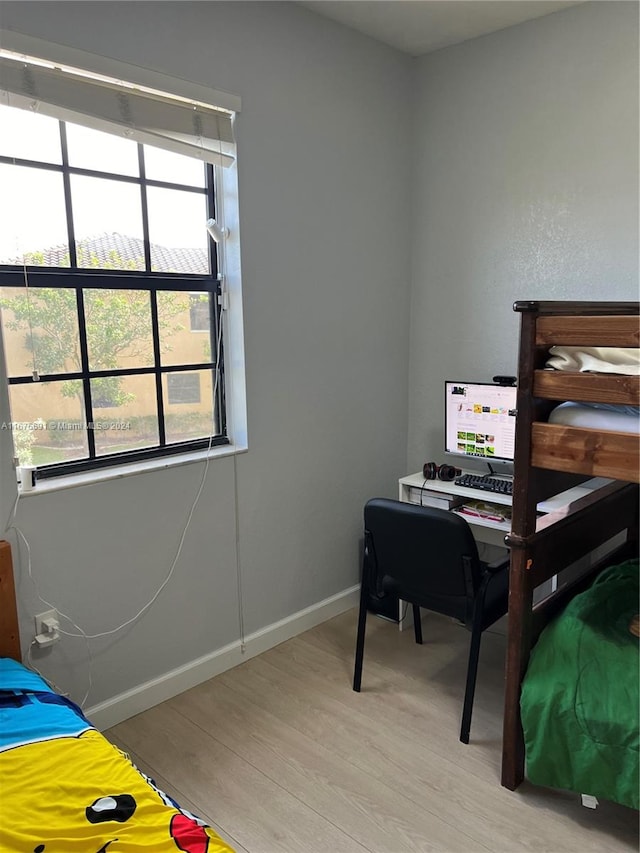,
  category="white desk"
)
[398,471,512,549]
[398,471,613,542]
[395,471,613,628]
